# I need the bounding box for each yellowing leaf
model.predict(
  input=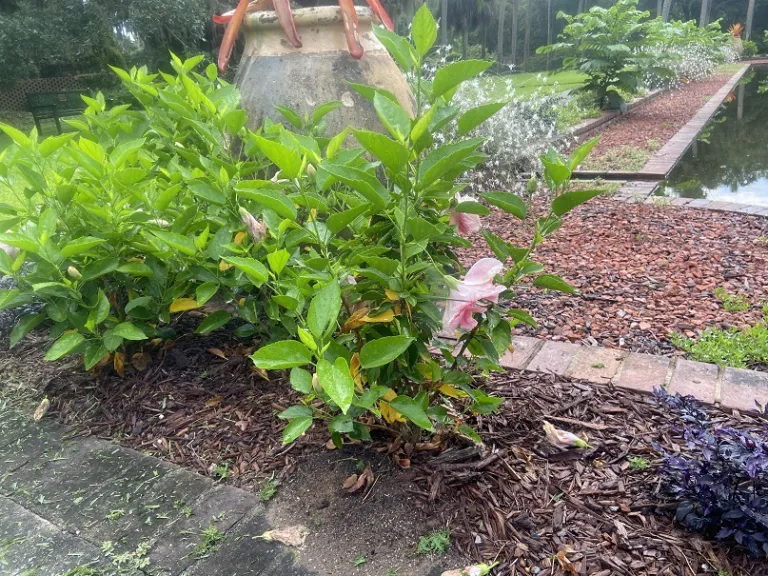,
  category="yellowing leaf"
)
[350,352,364,391]
[382,388,397,401]
[131,352,151,371]
[219,261,233,272]
[362,309,395,323]
[234,231,247,245]
[169,298,200,313]
[385,289,399,301]
[438,384,467,399]
[114,352,125,377]
[380,400,406,423]
[341,308,369,333]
